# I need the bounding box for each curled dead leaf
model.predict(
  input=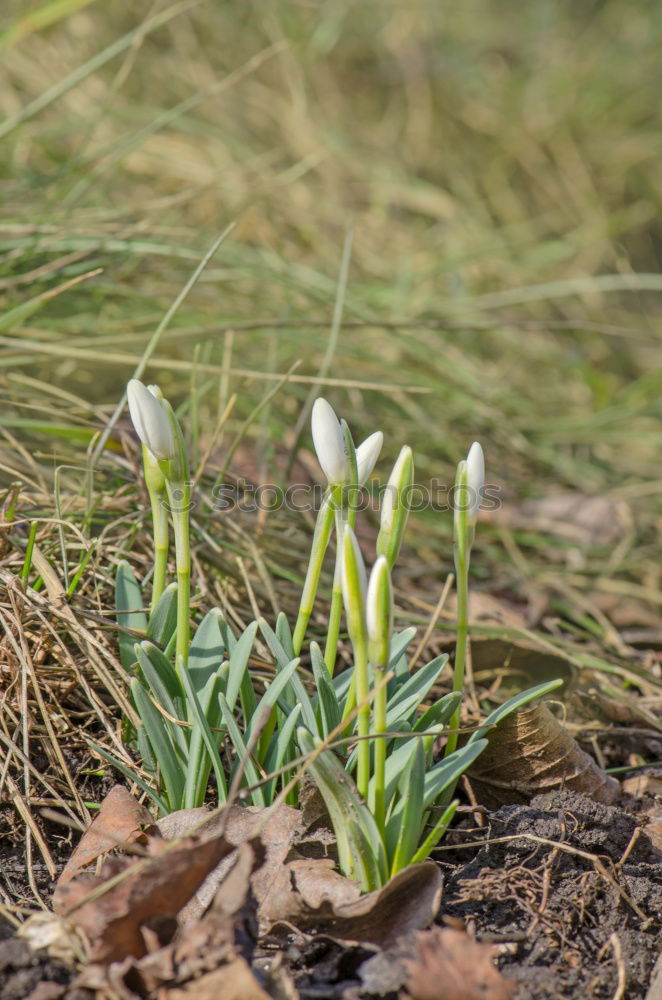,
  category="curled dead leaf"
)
[468,702,620,809]
[57,784,155,888]
[405,927,515,1000]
